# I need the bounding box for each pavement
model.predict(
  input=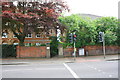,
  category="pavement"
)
[0,54,119,65]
